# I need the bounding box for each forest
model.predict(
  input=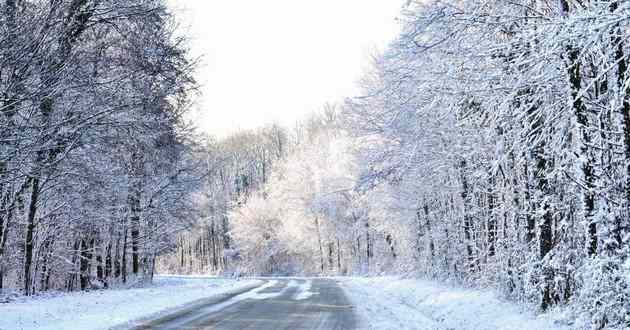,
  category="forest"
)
[0,0,201,295]
[2,0,630,329]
